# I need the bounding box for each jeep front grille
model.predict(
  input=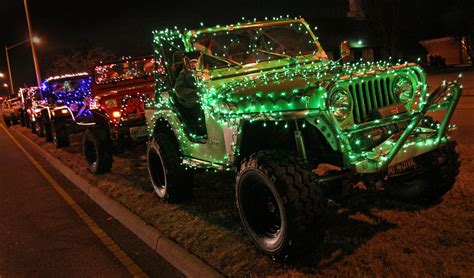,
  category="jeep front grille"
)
[349,77,398,123]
